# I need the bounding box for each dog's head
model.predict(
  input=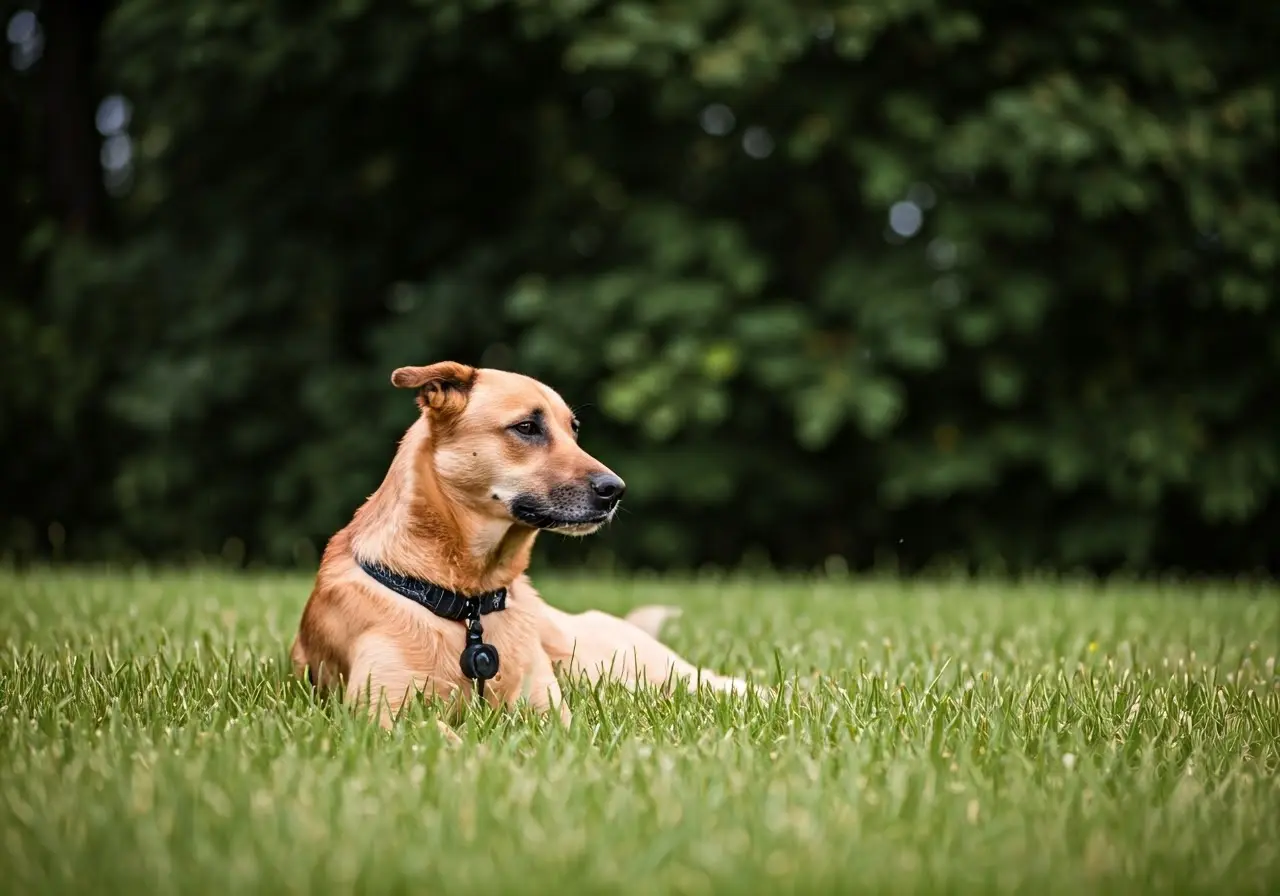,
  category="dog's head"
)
[391,361,625,536]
